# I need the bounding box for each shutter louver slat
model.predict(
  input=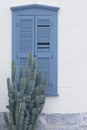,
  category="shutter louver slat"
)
[37,58,50,91]
[20,19,33,53]
[37,19,50,53]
